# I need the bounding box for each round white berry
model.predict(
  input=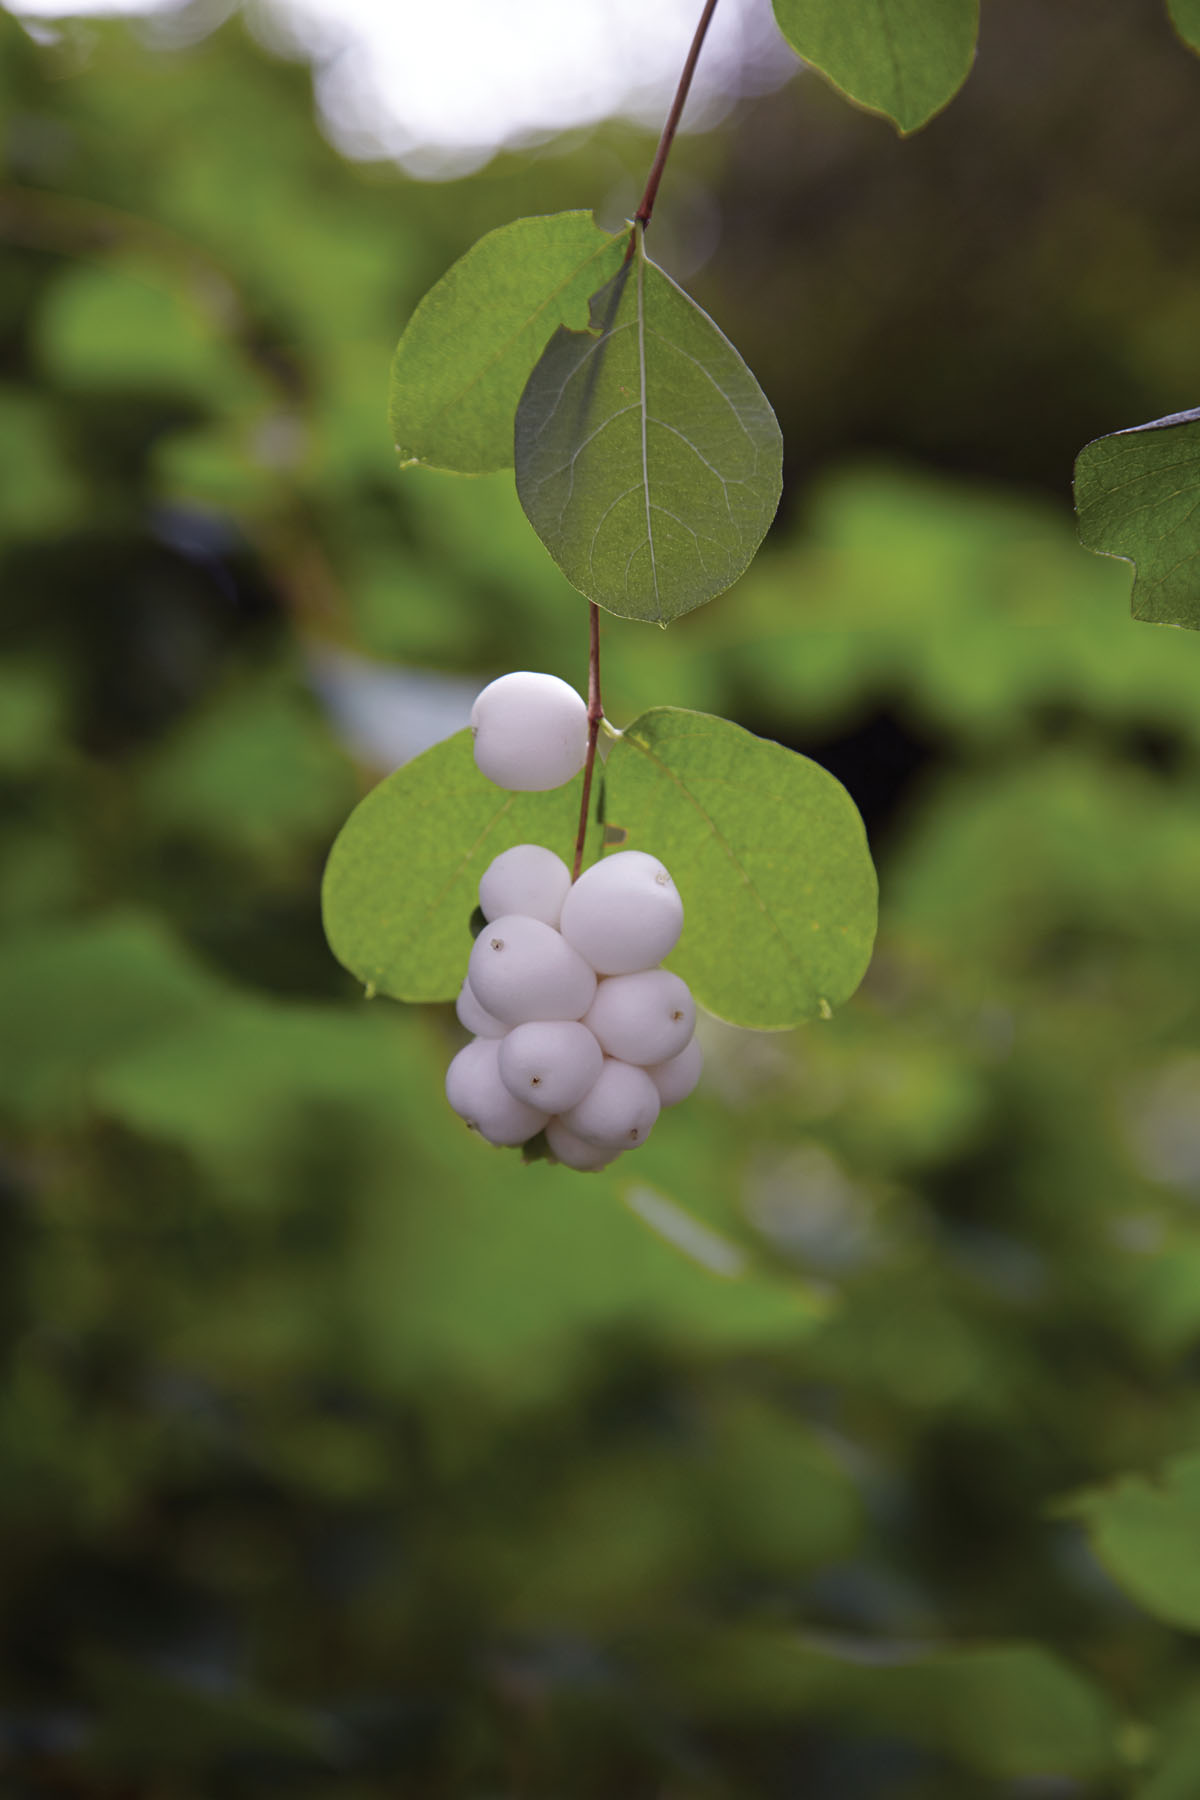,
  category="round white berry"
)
[560,1058,661,1149]
[646,1035,703,1107]
[467,913,596,1026]
[544,1116,619,1172]
[499,1019,604,1113]
[559,850,683,975]
[584,969,695,1066]
[479,843,572,928]
[470,671,588,791]
[445,1037,547,1145]
[455,977,507,1038]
